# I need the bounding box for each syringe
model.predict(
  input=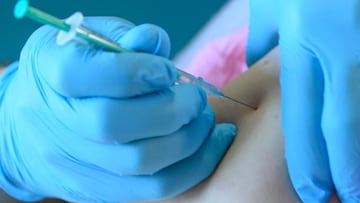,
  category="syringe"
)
[13,0,256,110]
